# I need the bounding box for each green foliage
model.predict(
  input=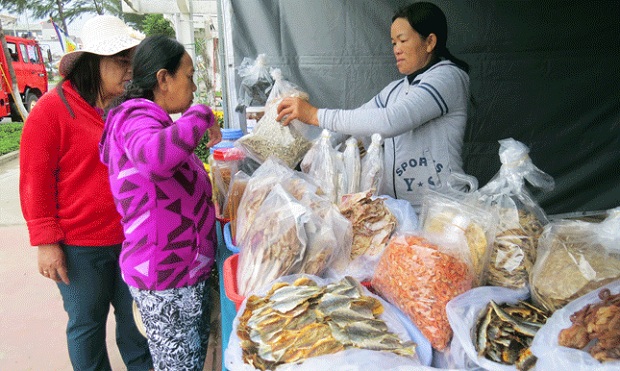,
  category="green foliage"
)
[142,14,175,37]
[0,122,23,156]
[194,111,224,164]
